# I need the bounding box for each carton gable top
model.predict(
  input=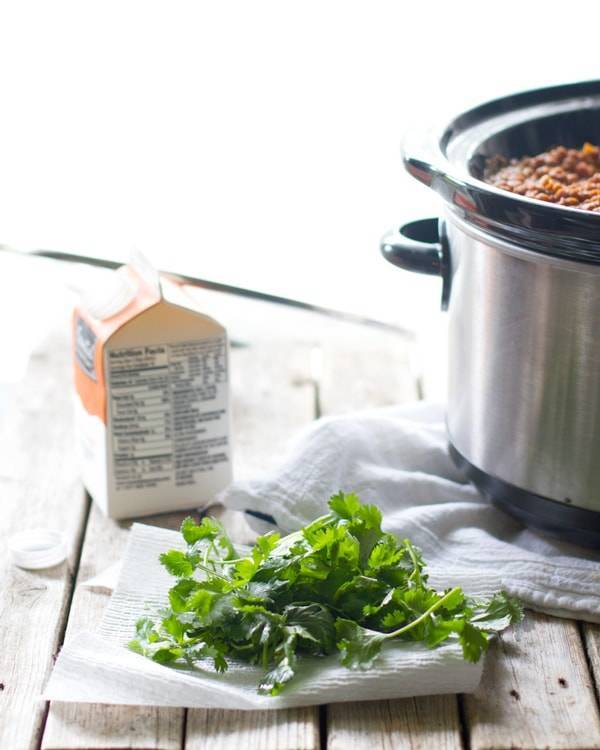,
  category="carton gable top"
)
[106,279,226,349]
[73,262,225,424]
[83,267,224,344]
